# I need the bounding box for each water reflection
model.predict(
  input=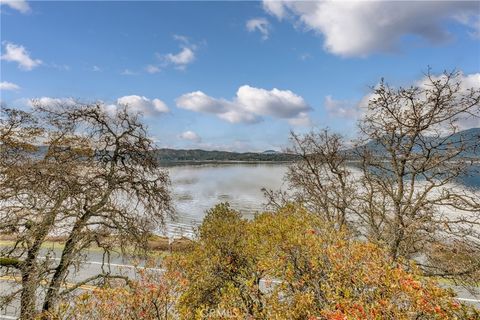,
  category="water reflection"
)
[164,163,288,237]
[162,163,479,237]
